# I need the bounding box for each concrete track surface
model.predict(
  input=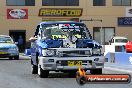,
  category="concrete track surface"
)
[0,56,132,88]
